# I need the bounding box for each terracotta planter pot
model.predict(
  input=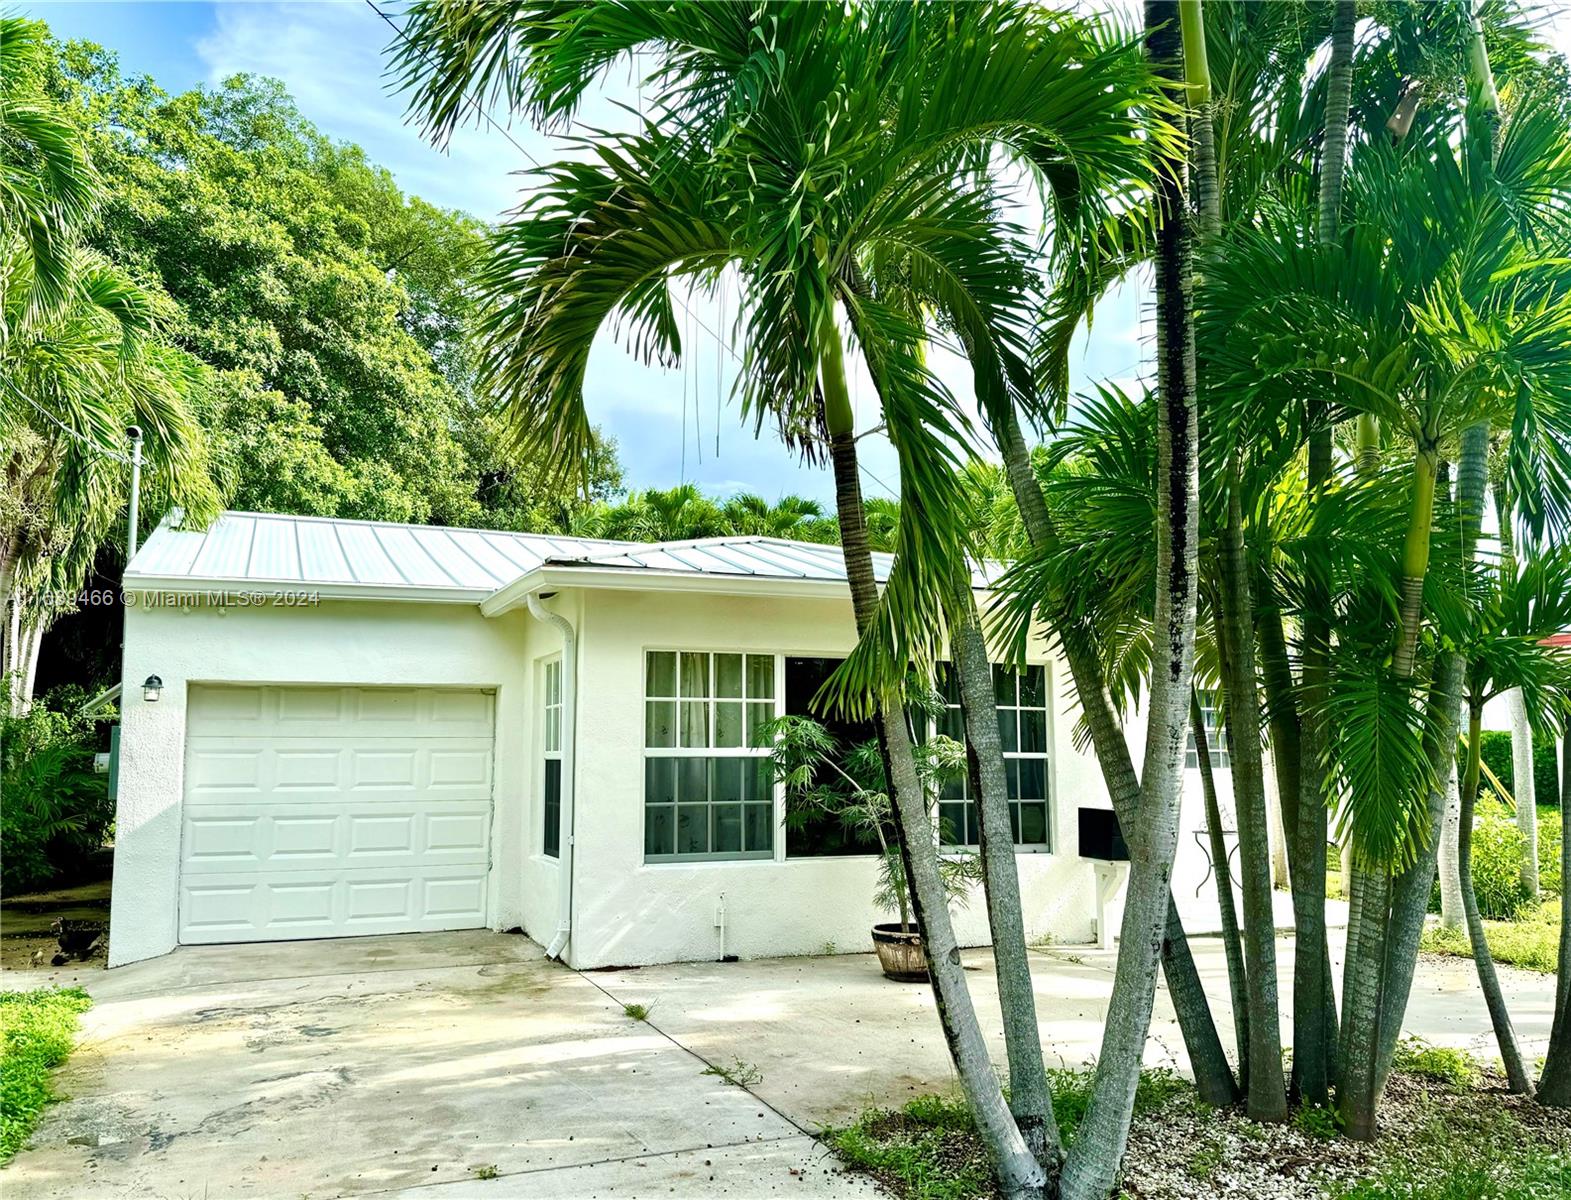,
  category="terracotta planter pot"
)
[871,922,928,981]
